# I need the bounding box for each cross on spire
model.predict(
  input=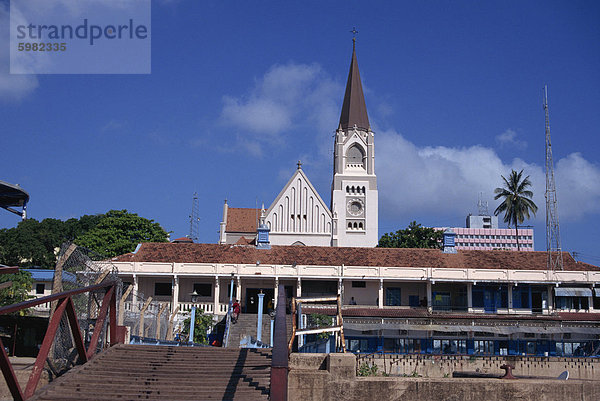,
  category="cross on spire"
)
[350,27,358,47]
[297,160,302,169]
